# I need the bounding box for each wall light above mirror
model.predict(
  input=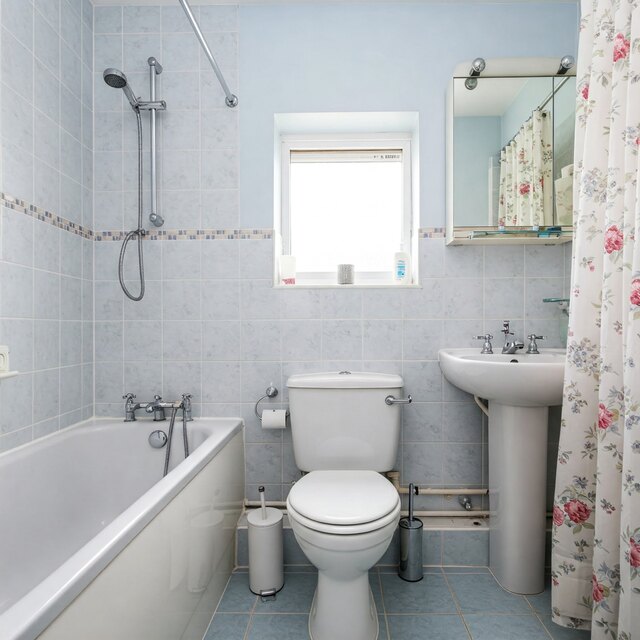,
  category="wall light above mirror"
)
[446,57,576,245]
